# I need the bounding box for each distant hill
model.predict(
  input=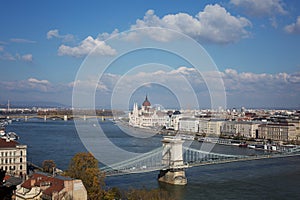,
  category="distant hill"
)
[0,101,68,108]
